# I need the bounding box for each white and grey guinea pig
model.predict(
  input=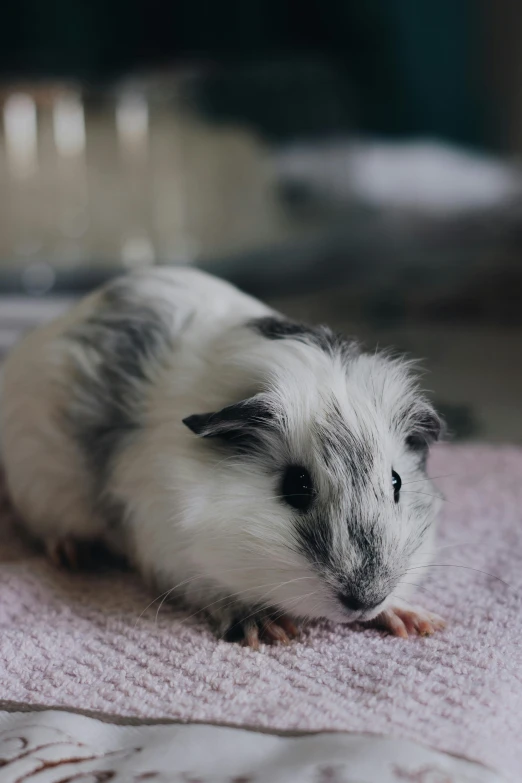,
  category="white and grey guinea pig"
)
[0,267,445,647]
